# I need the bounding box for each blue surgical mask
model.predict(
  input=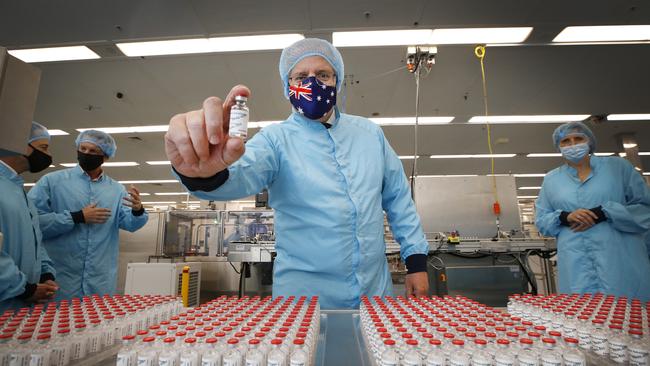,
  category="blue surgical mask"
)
[288,76,336,120]
[560,143,590,163]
